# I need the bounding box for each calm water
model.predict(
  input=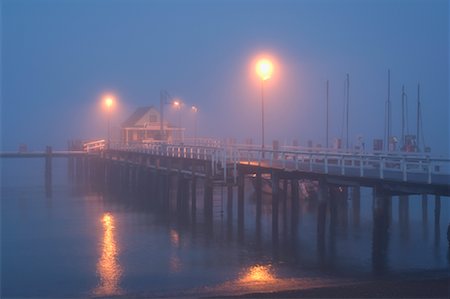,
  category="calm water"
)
[1,158,449,298]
